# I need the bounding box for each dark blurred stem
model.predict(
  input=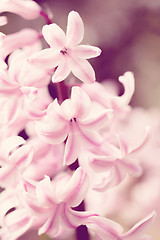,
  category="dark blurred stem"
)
[40,10,52,25]
[55,81,69,104]
[75,201,90,240]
